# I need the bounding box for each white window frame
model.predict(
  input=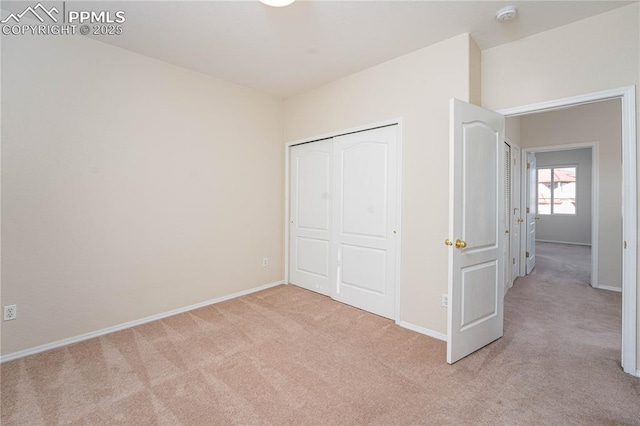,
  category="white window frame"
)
[537,164,578,216]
